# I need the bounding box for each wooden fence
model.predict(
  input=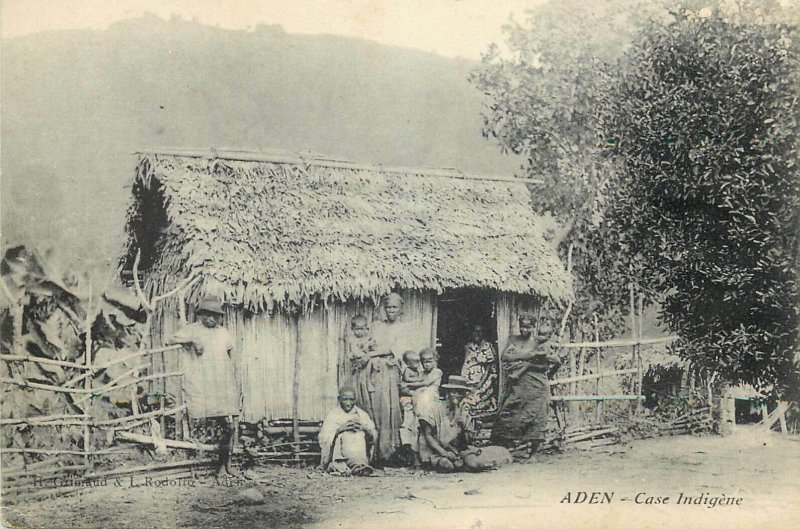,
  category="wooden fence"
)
[0,256,206,499]
[548,286,679,424]
[0,344,195,498]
